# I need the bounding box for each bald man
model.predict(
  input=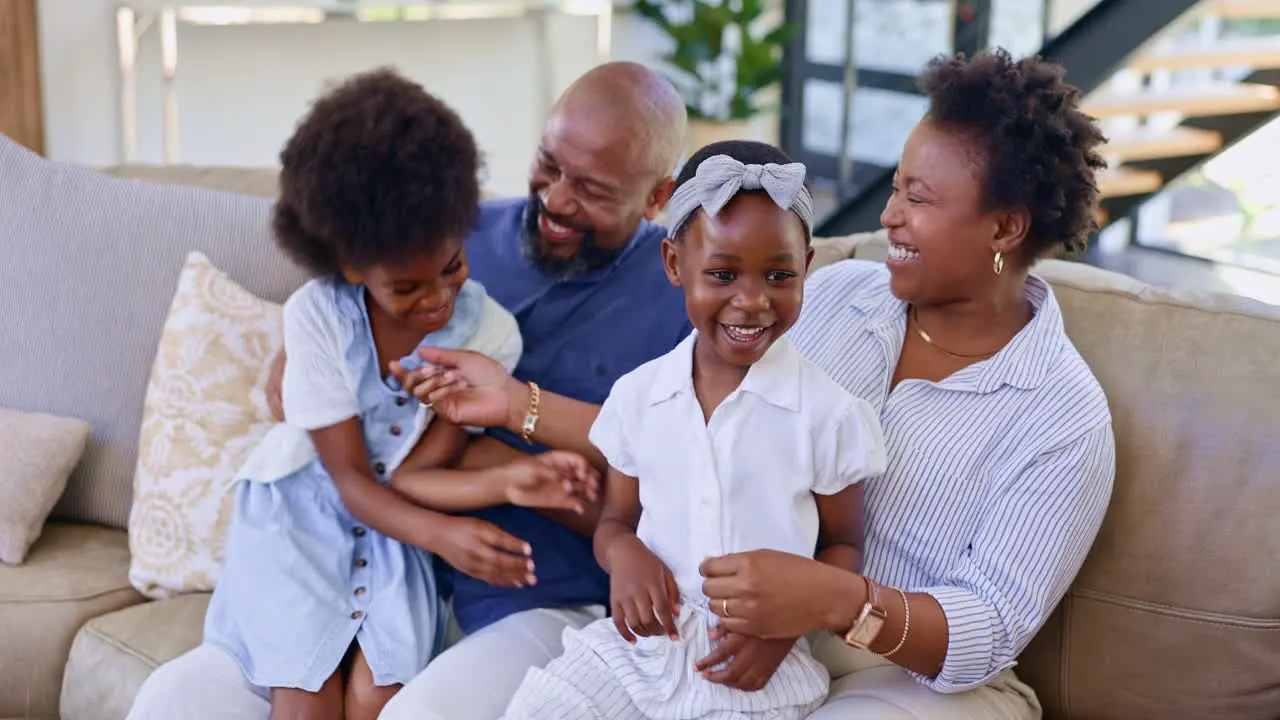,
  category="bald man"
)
[125,62,693,720]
